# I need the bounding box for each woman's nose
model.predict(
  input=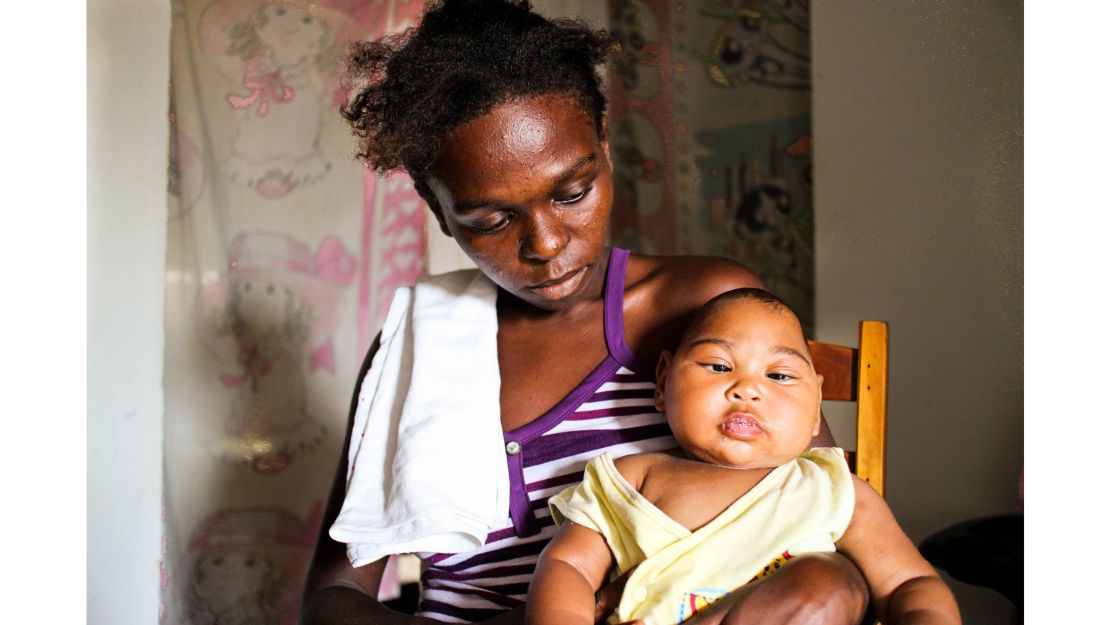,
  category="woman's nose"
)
[520,211,569,261]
